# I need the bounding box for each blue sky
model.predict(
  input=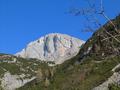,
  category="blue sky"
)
[0,0,120,54]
